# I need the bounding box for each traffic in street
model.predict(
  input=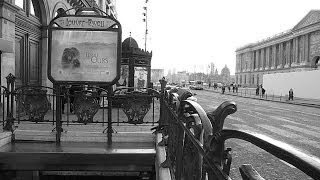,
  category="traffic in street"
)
[194,89,320,180]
